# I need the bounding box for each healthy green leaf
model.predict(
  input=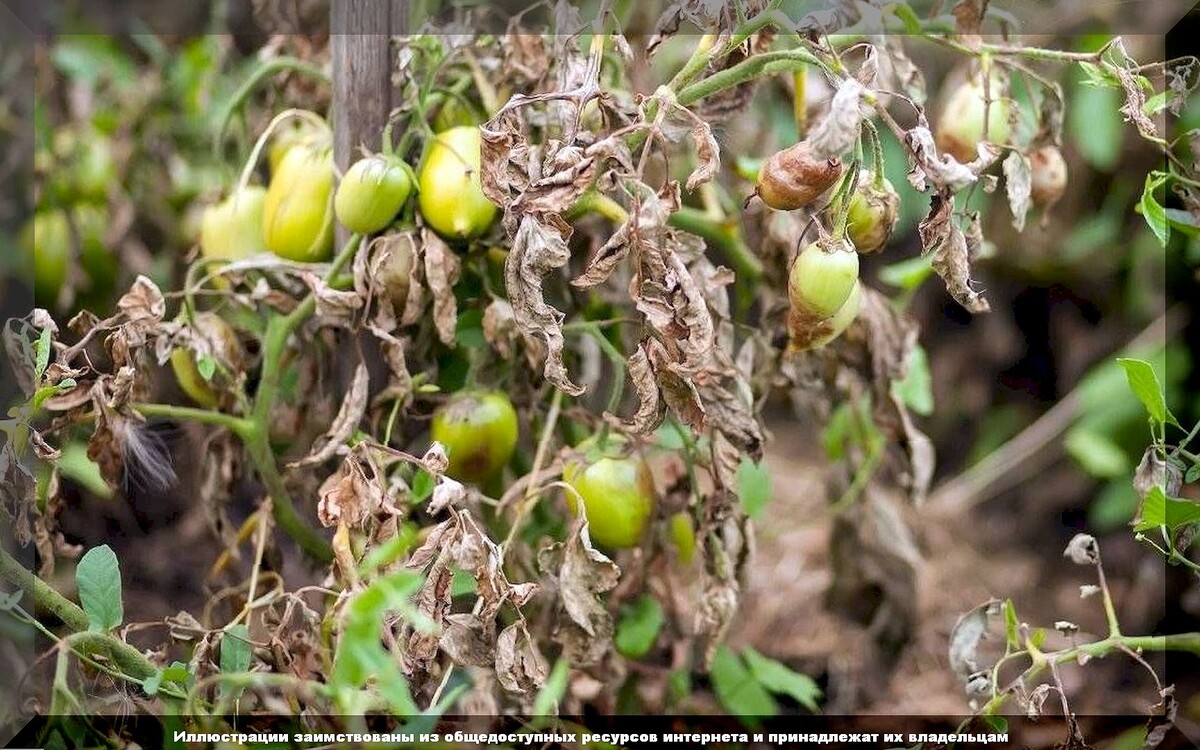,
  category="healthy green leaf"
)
[1134,486,1200,532]
[615,595,664,659]
[878,256,934,292]
[710,646,778,723]
[1138,172,1170,246]
[737,458,772,519]
[196,355,217,382]
[411,469,435,504]
[75,545,122,632]
[742,647,822,713]
[1117,358,1168,426]
[35,327,52,382]
[1002,599,1020,653]
[55,442,111,499]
